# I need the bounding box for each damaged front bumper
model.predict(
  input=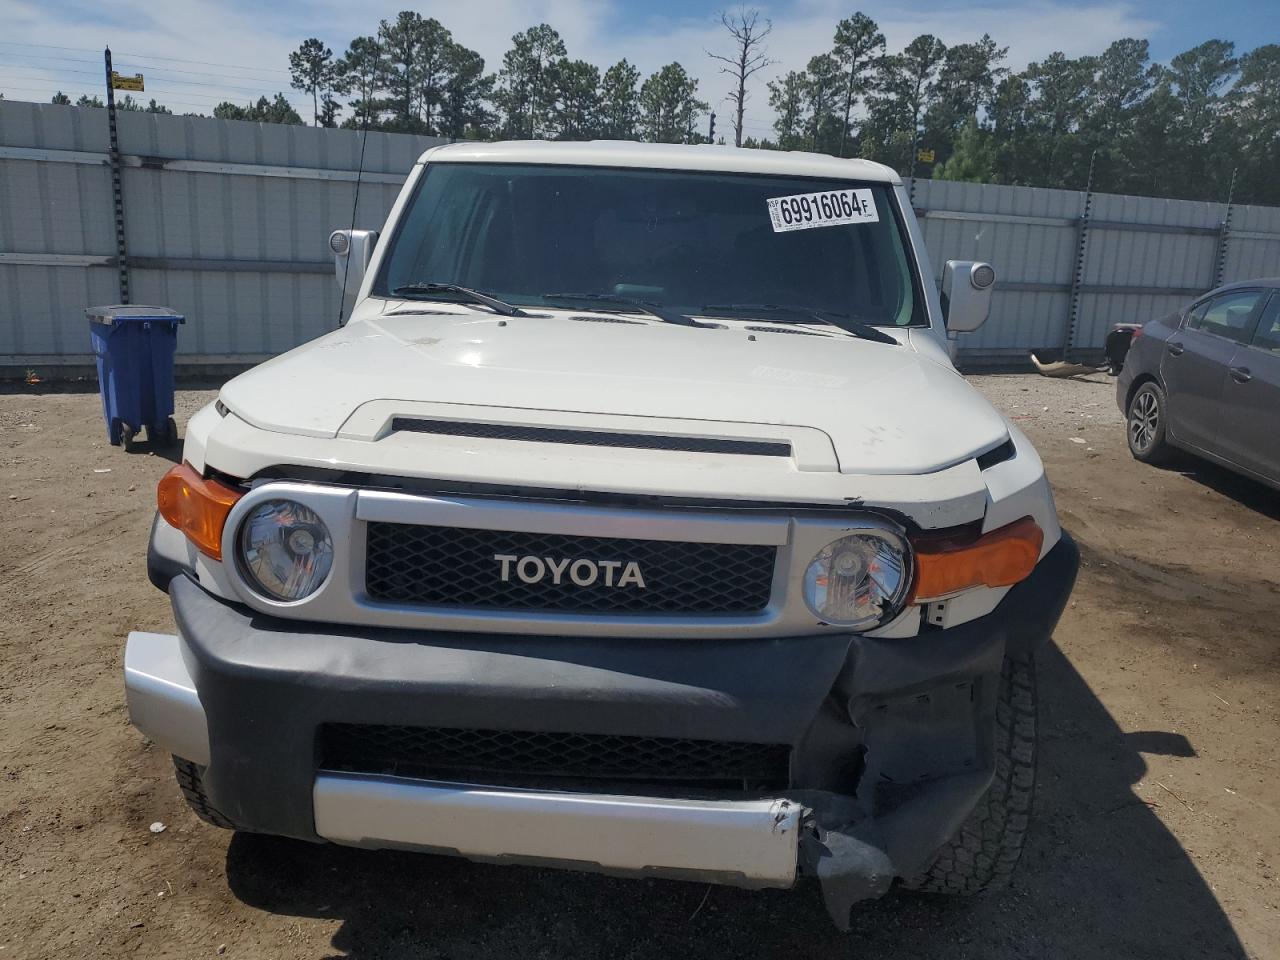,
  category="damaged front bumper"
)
[125,532,1077,926]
